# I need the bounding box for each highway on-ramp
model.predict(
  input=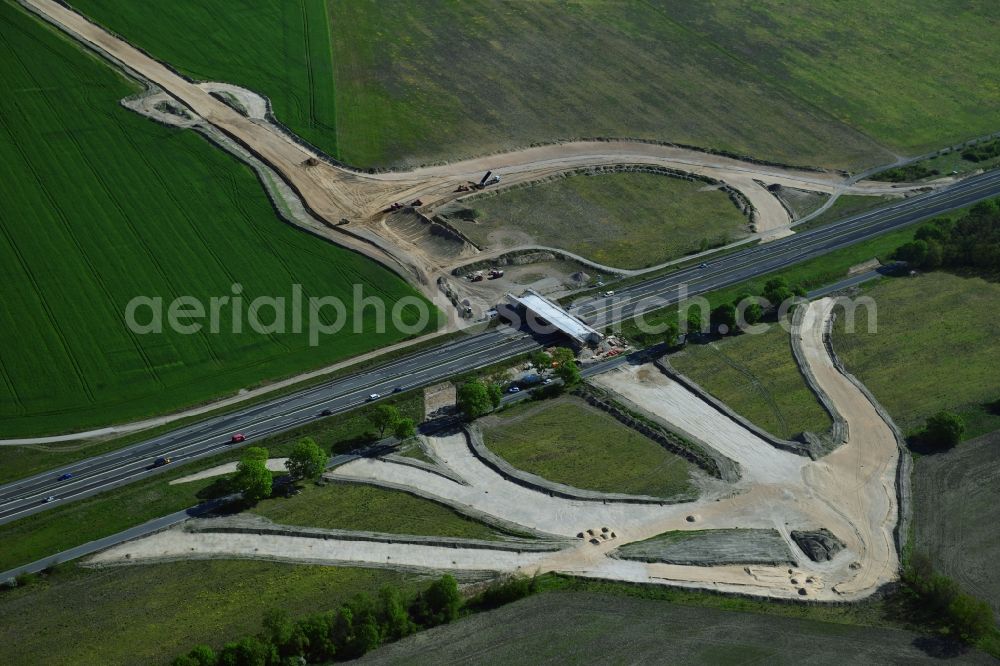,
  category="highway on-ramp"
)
[1,168,998,527]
